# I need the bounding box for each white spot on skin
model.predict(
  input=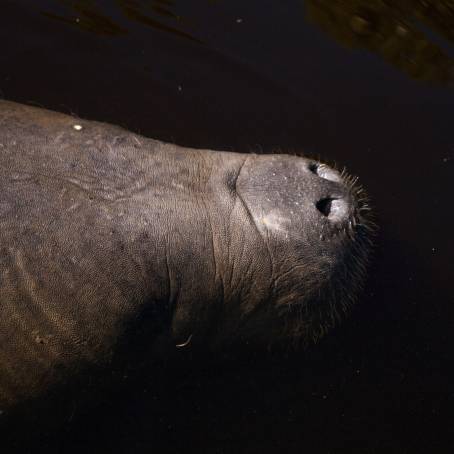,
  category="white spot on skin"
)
[261,211,291,234]
[53,132,65,143]
[68,202,80,212]
[73,124,83,131]
[171,180,185,190]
